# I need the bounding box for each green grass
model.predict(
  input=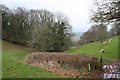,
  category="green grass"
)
[2,36,119,78]
[2,41,73,78]
[66,36,119,59]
